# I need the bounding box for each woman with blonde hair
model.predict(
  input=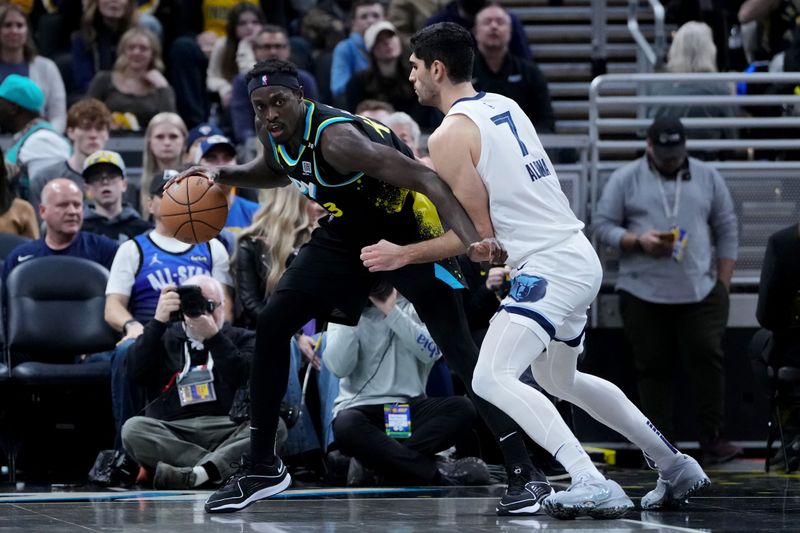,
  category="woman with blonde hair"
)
[70,0,139,94]
[666,21,719,73]
[0,4,67,132]
[139,112,187,215]
[88,26,176,132]
[649,21,735,145]
[234,187,326,327]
